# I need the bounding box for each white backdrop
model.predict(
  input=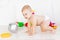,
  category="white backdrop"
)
[53,0,60,25]
[0,0,60,25]
[0,0,16,25]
